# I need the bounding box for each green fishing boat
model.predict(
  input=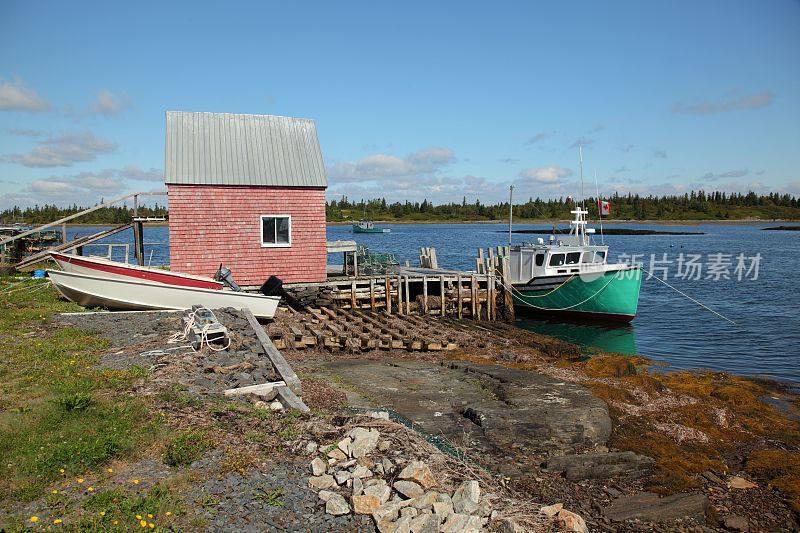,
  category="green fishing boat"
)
[507,207,642,323]
[352,220,391,234]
